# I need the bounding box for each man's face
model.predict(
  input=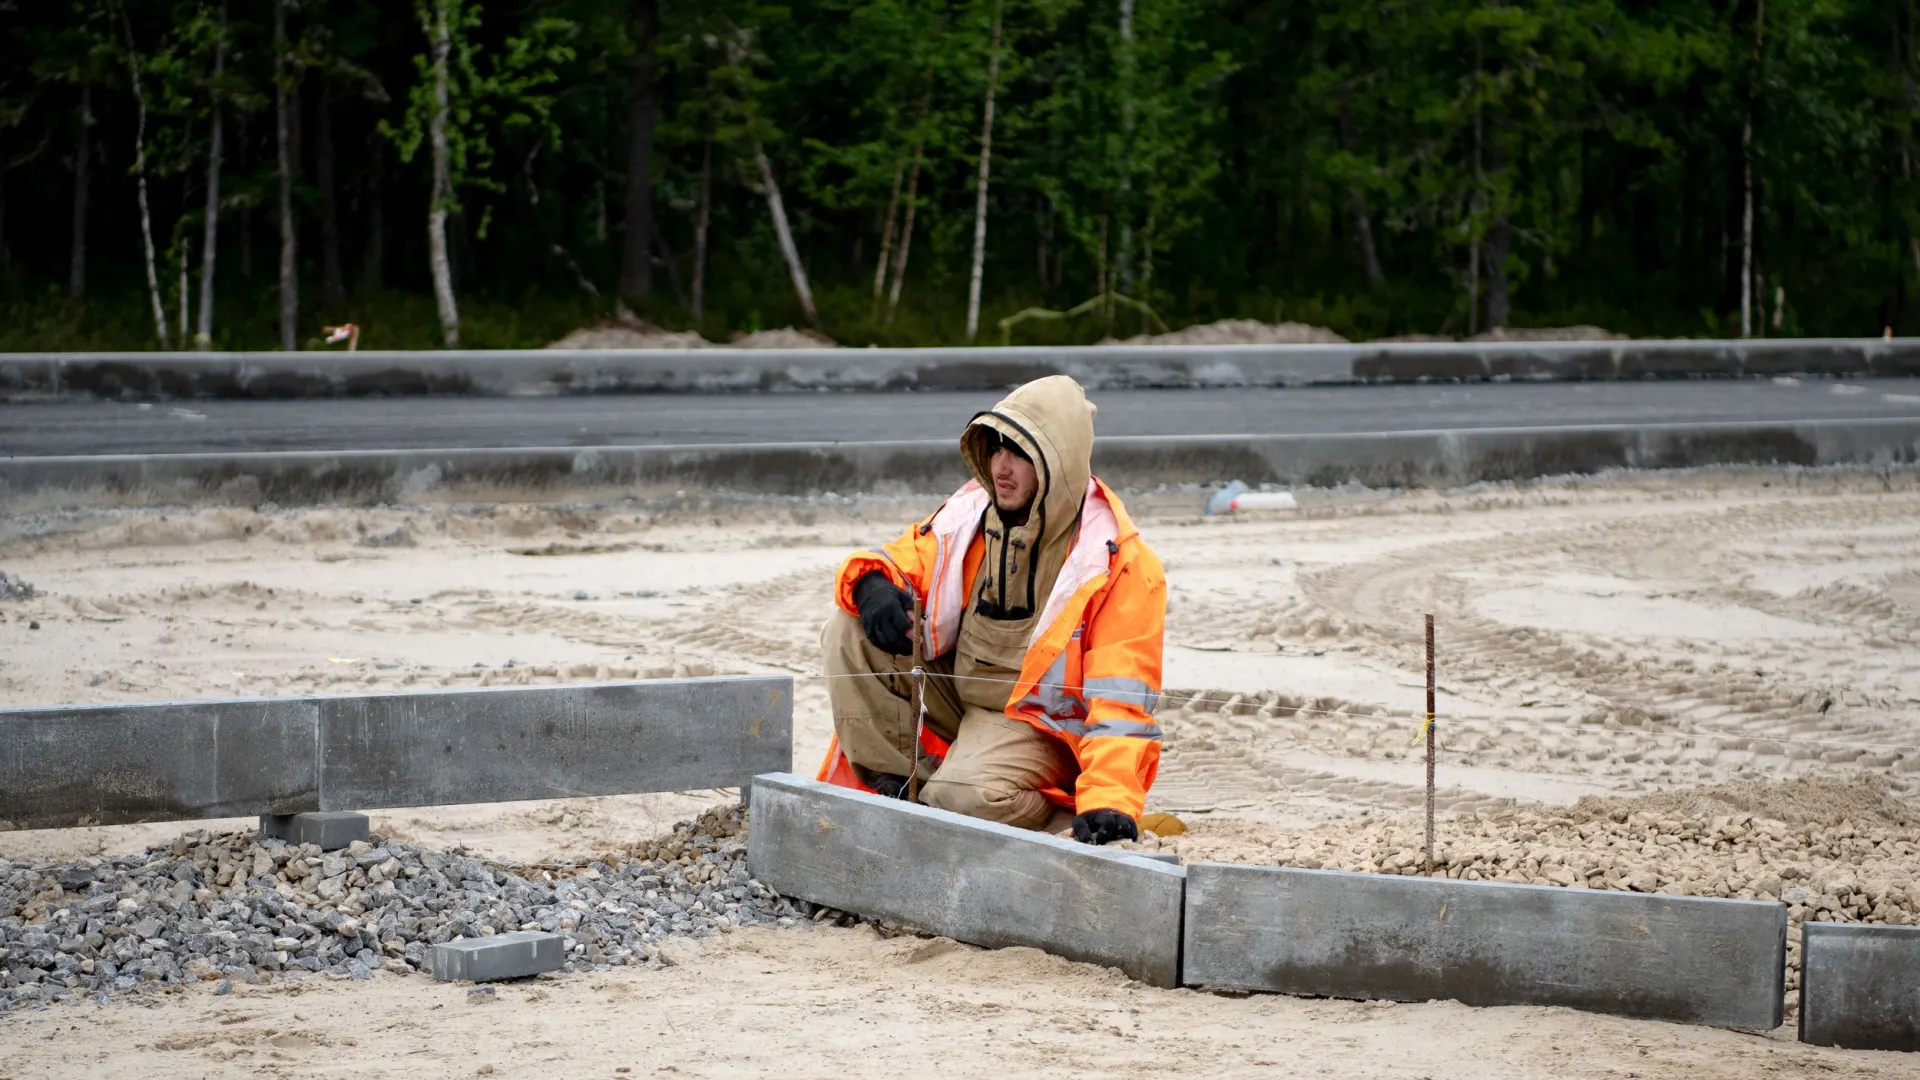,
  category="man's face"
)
[990,445,1039,513]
